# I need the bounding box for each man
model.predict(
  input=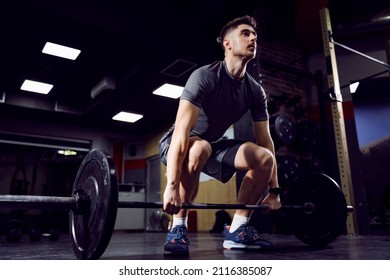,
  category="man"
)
[158,15,281,255]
